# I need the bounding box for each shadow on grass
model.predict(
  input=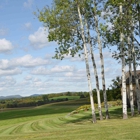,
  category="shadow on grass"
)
[0,101,137,122]
[64,106,138,124]
[65,114,92,124]
[107,106,123,119]
[108,106,139,119]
